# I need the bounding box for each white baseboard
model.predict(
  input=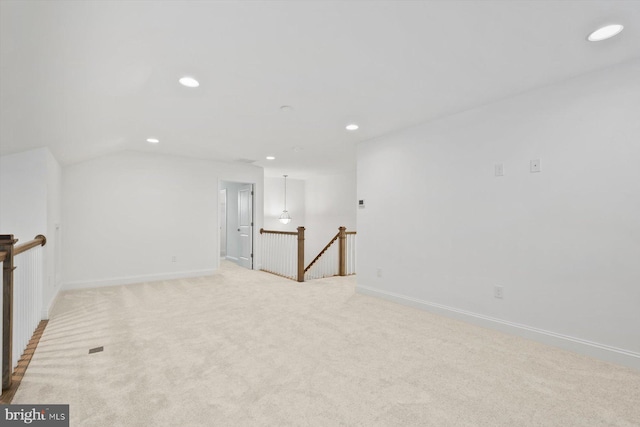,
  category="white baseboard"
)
[225,256,239,261]
[356,284,640,371]
[63,269,217,291]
